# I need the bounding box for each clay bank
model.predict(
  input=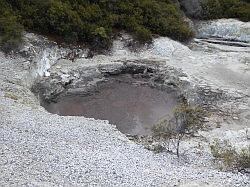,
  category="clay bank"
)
[0,19,250,186]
